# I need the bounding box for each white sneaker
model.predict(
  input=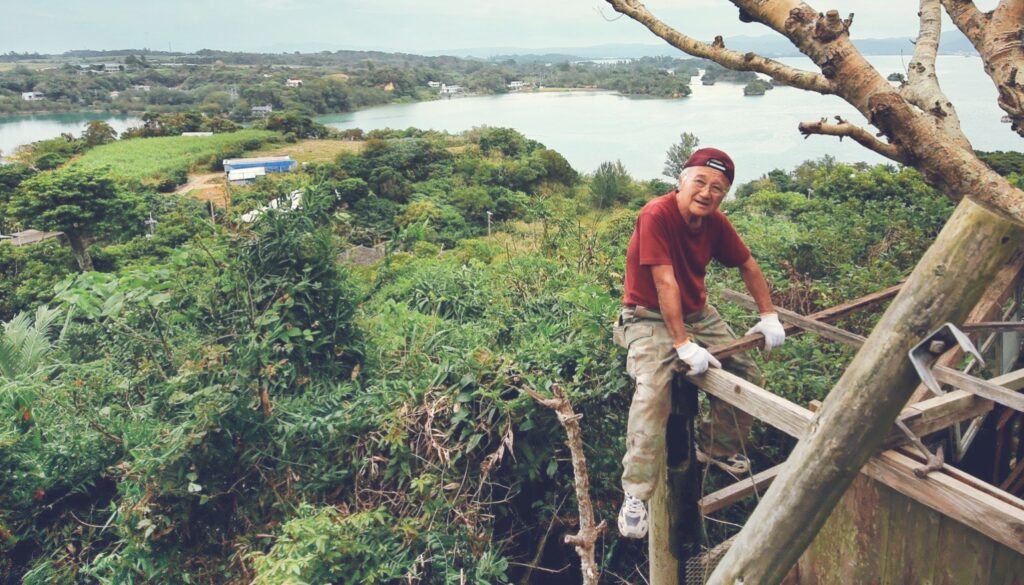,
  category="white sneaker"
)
[617,493,649,539]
